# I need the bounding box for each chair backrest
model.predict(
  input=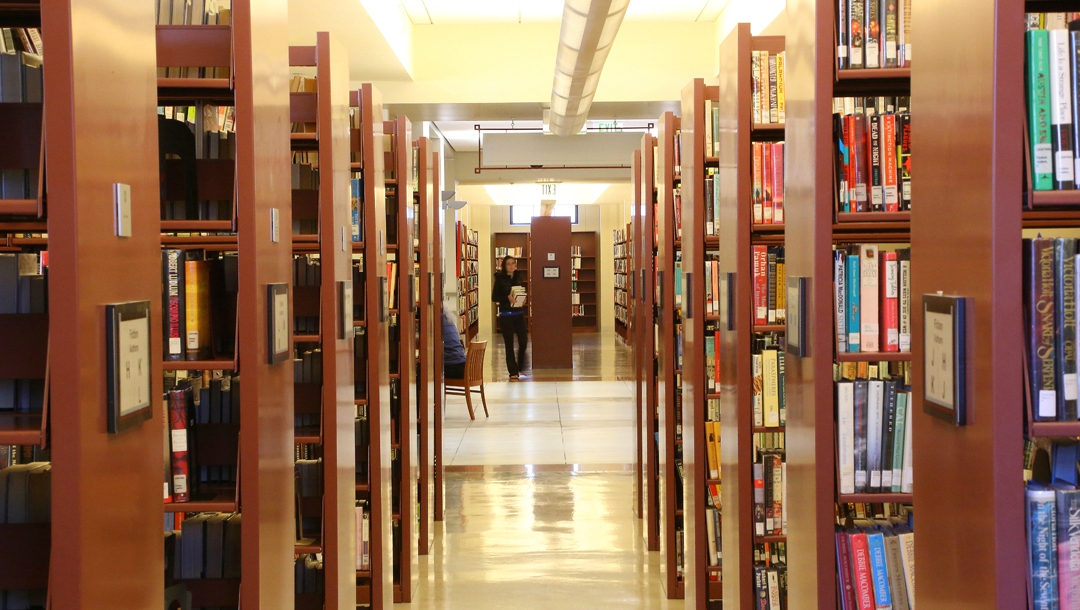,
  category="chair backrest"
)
[465,340,487,386]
